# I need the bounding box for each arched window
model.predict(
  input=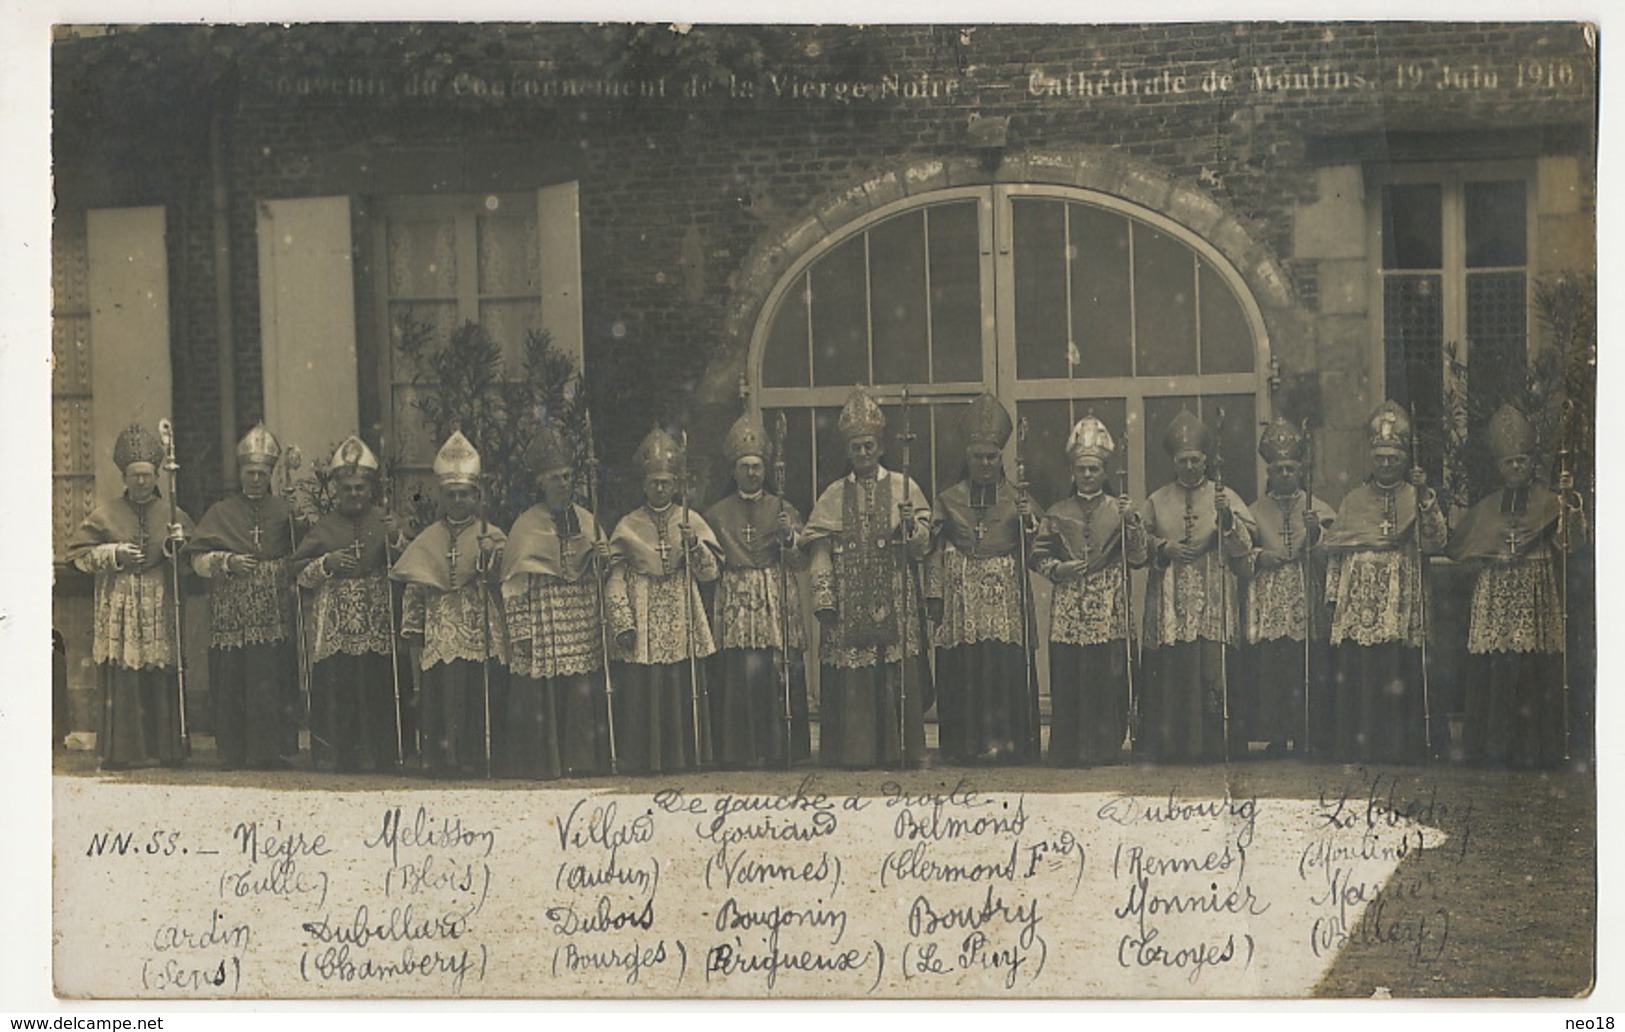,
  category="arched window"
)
[752,185,1270,515]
